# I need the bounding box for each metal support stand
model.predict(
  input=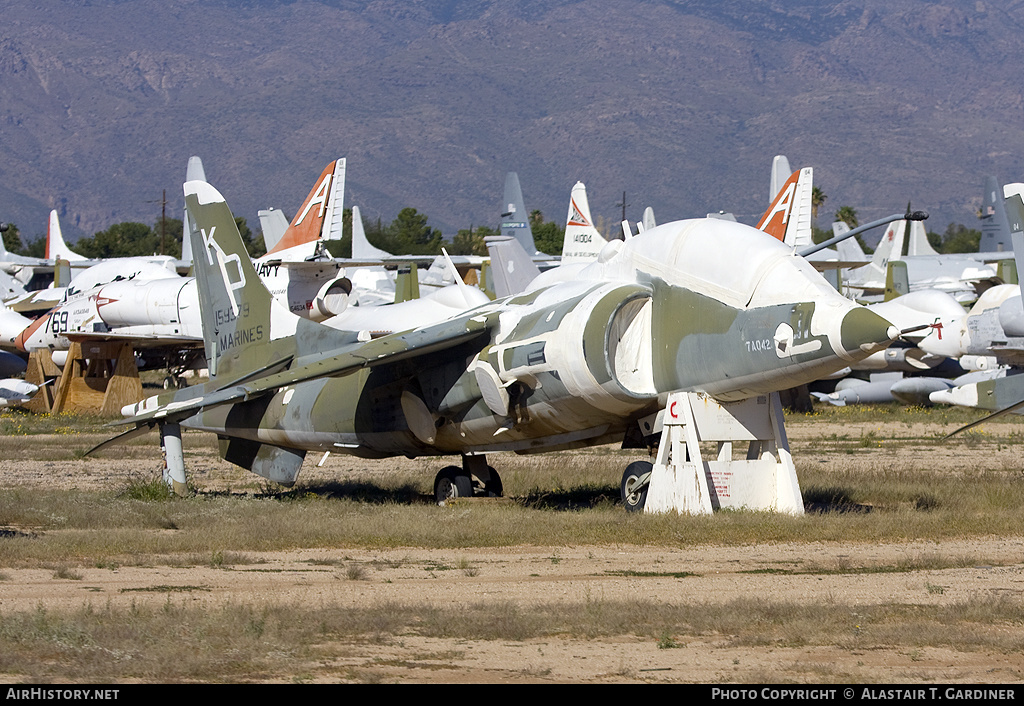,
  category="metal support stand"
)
[644,391,804,516]
[159,423,189,496]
